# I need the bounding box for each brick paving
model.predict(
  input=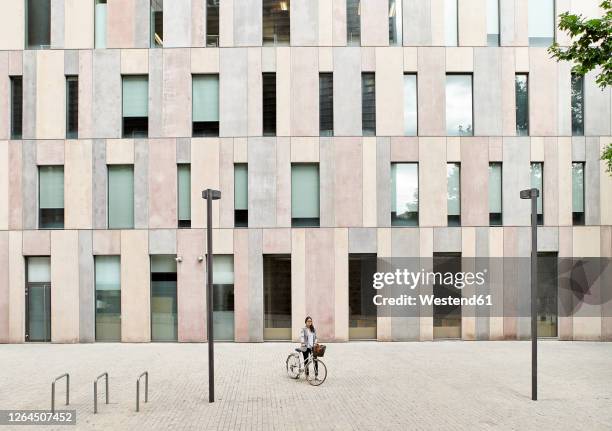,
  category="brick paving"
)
[0,341,611,430]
